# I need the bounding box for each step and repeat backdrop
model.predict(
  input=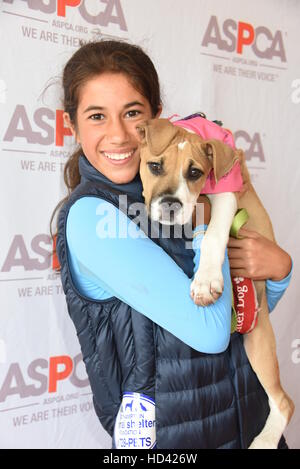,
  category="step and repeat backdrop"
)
[0,0,299,449]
